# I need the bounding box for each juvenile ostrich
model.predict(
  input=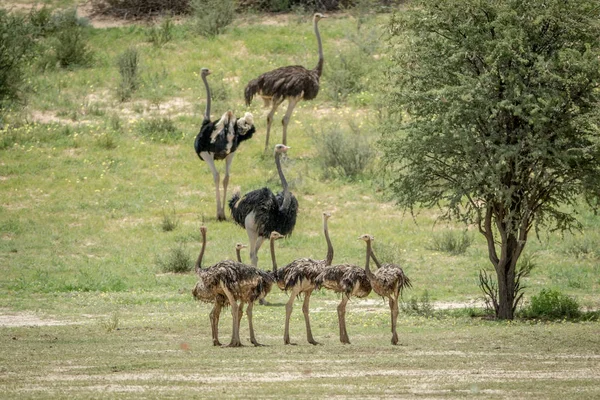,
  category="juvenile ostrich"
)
[235,243,247,263]
[245,13,326,151]
[360,234,412,345]
[229,144,298,266]
[195,67,256,221]
[192,225,273,347]
[315,239,372,345]
[271,212,333,345]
